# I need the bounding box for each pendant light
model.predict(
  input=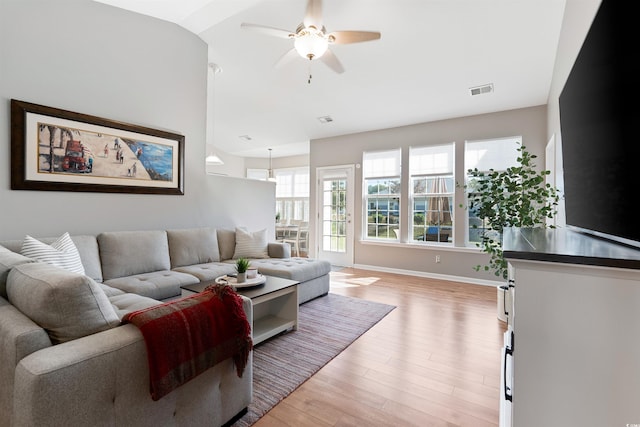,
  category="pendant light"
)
[267,148,276,182]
